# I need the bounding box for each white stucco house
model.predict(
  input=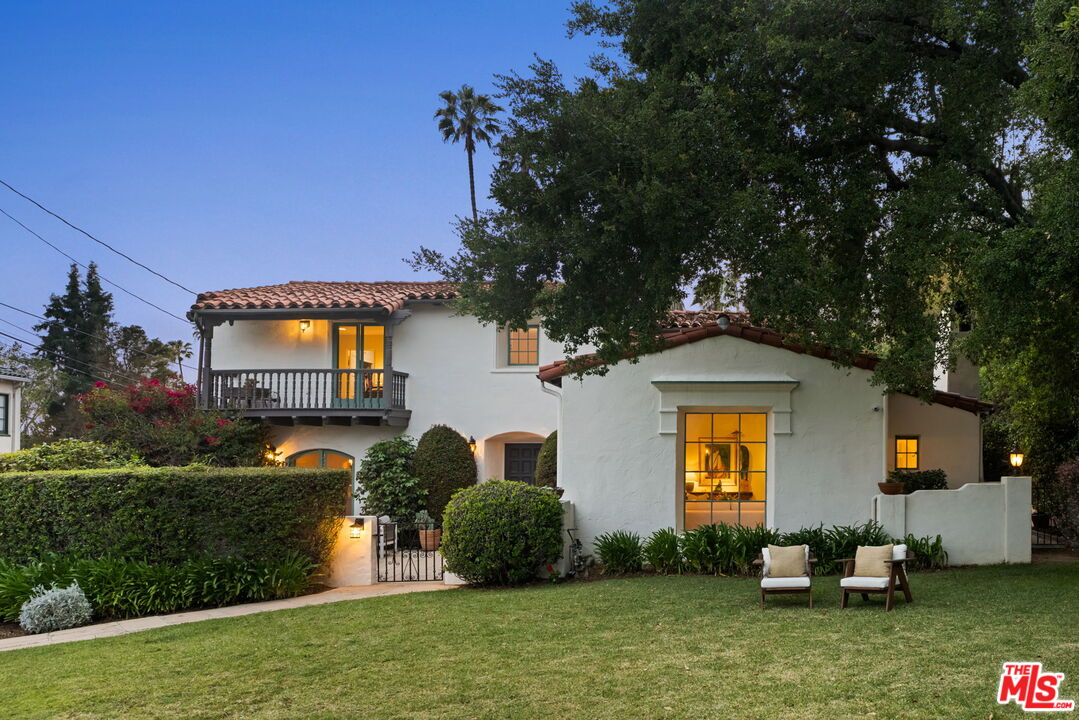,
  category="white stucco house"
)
[190,280,996,556]
[0,368,28,454]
